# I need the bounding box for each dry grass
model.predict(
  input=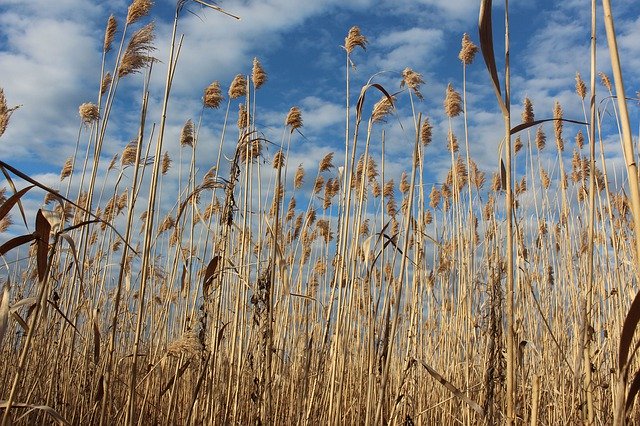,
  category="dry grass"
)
[0,1,639,425]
